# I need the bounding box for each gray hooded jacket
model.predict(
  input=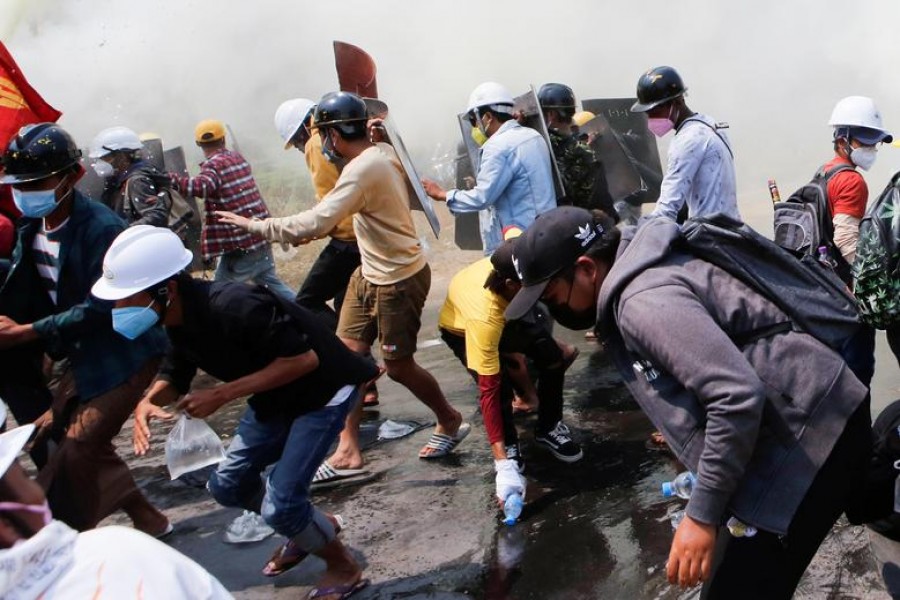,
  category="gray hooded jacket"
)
[596,218,868,535]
